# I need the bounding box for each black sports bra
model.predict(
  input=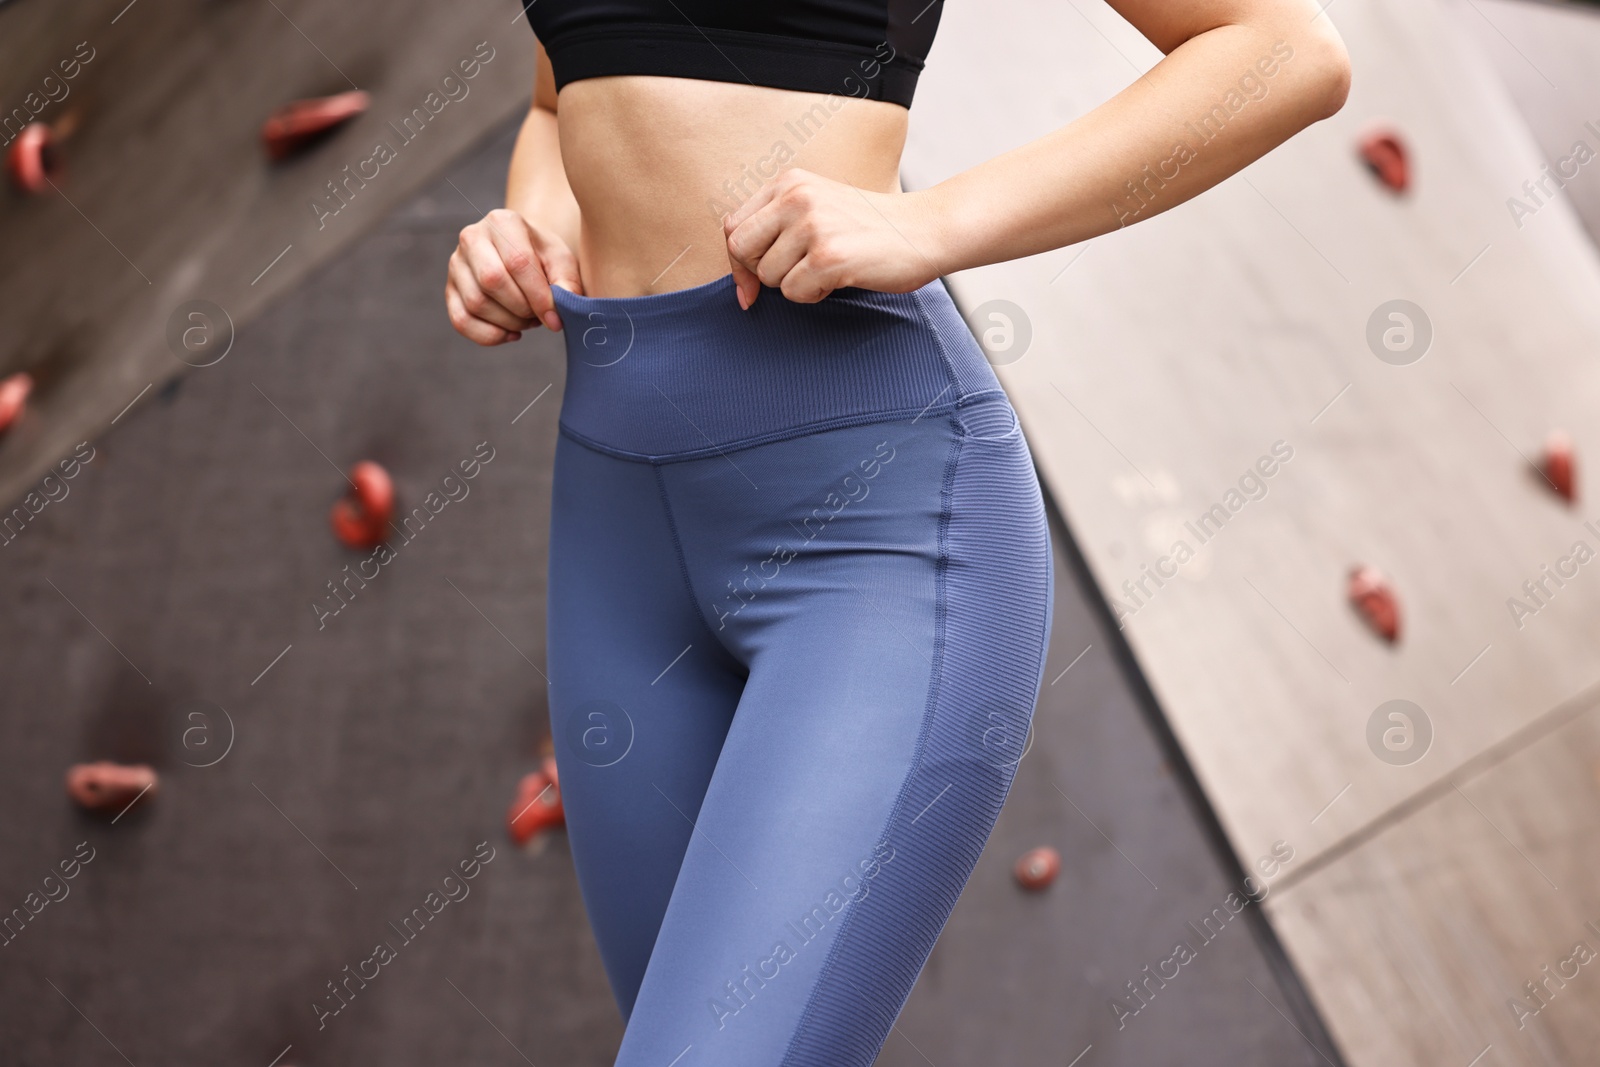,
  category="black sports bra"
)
[521,0,944,108]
